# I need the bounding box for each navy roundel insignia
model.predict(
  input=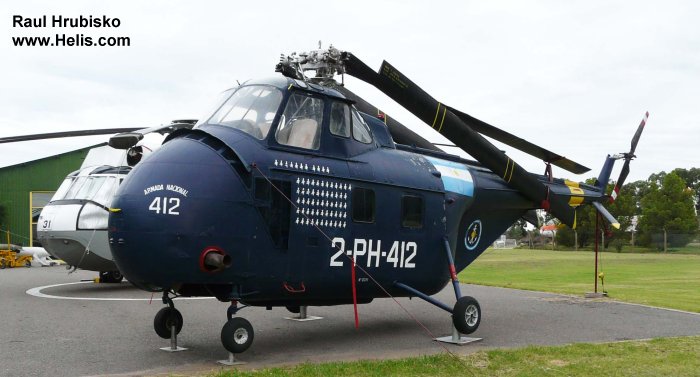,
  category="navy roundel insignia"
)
[464,220,482,251]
